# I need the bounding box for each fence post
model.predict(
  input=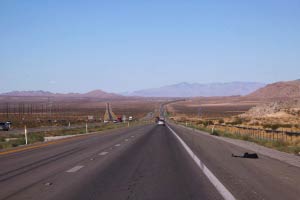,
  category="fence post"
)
[24,125,28,145]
